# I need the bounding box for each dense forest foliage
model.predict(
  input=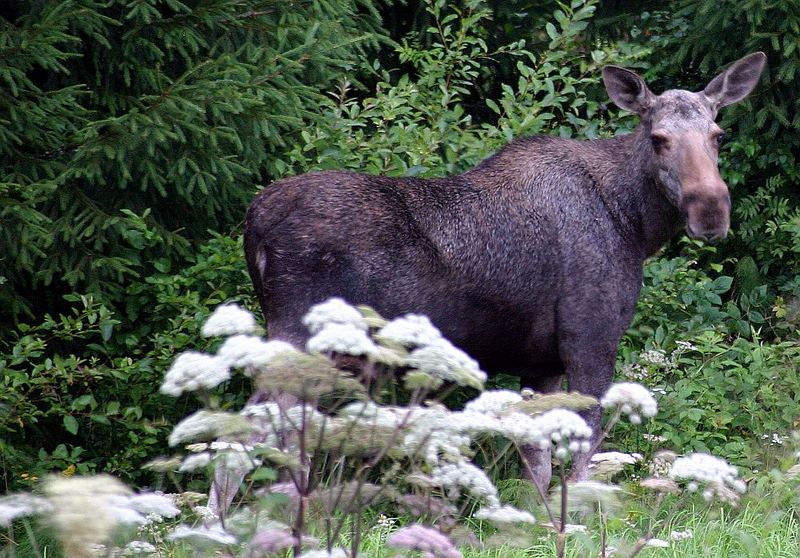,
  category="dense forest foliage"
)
[1,0,798,498]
